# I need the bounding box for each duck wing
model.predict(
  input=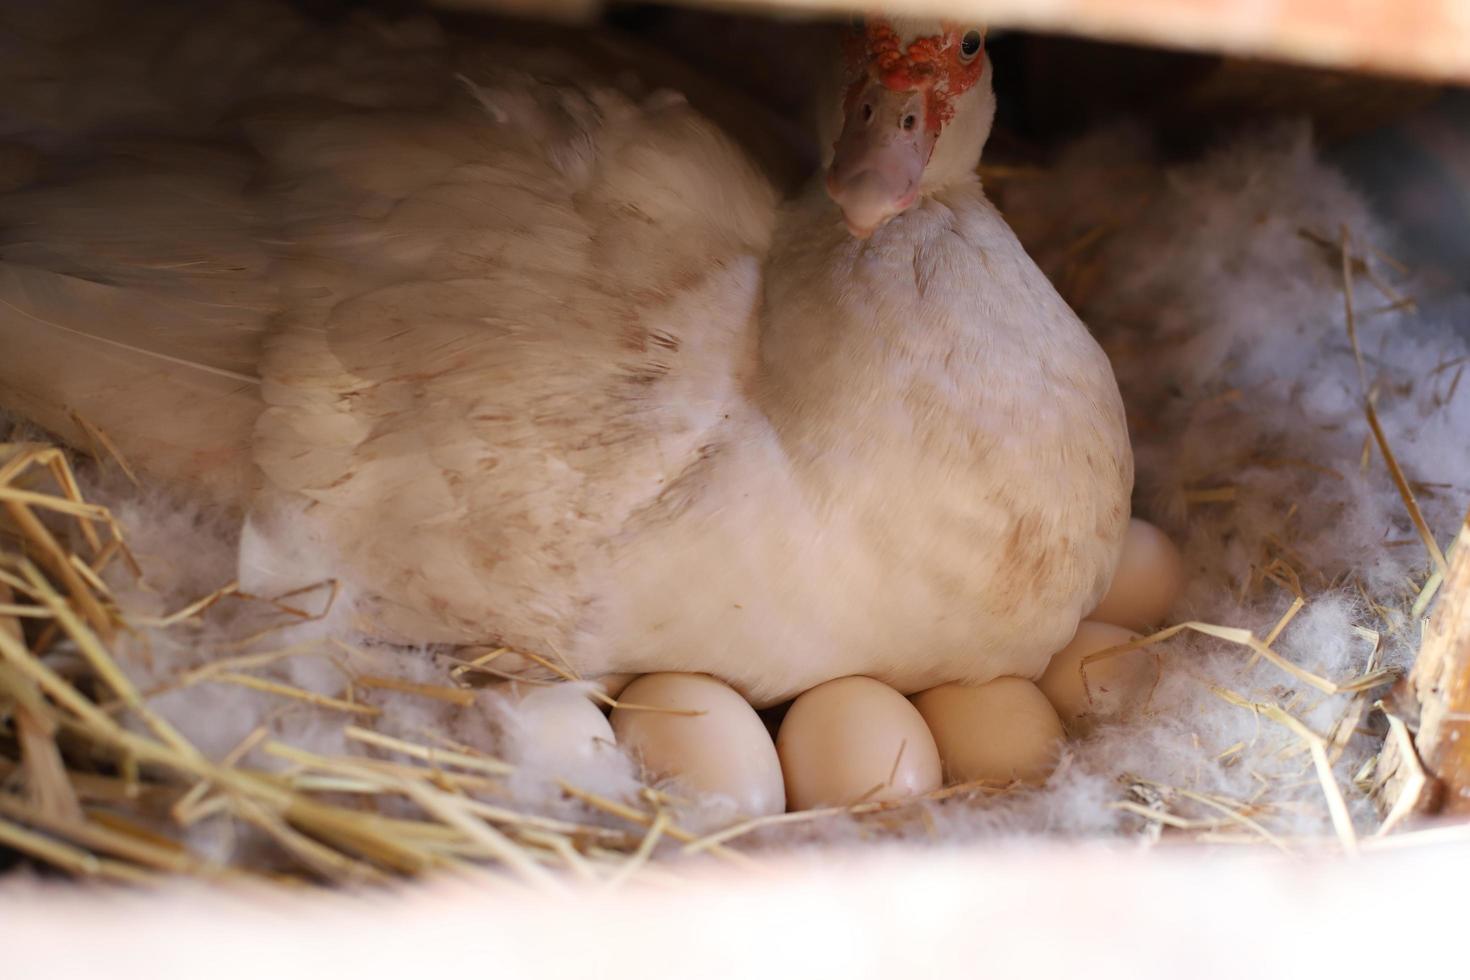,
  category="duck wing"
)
[246,59,778,651]
[0,0,451,504]
[0,1,783,657]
